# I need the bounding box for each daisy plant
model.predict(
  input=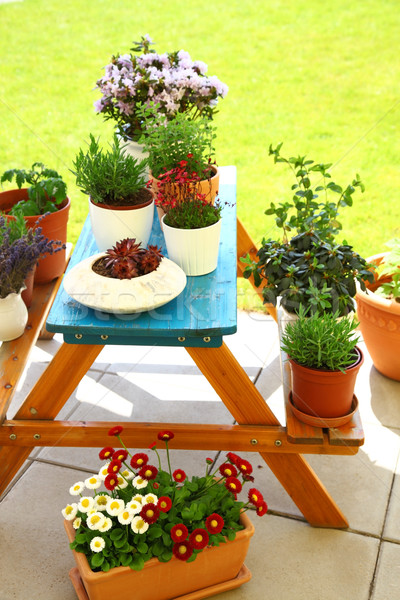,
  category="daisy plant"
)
[63,426,267,572]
